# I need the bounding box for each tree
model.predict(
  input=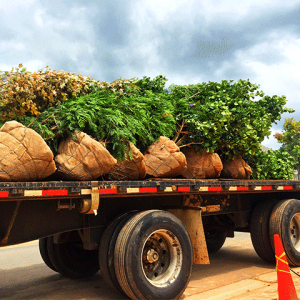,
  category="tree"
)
[170,80,293,160]
[274,117,300,179]
[245,148,296,180]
